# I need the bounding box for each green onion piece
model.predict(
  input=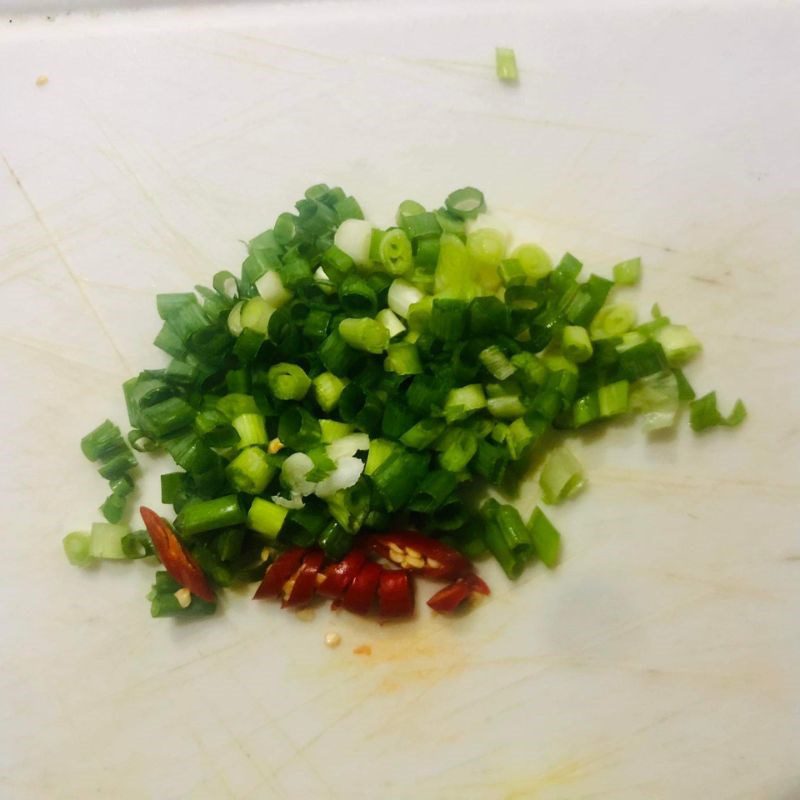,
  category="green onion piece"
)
[239,297,273,335]
[511,243,552,281]
[385,342,423,376]
[121,529,155,559]
[89,522,129,560]
[572,392,601,427]
[629,372,680,432]
[409,470,459,512]
[435,233,475,298]
[278,406,321,450]
[339,273,378,317]
[149,571,217,617]
[326,480,371,534]
[481,499,526,579]
[673,368,696,402]
[598,380,629,418]
[267,362,311,400]
[247,498,288,540]
[313,372,347,412]
[334,195,364,223]
[139,397,195,439]
[63,531,93,567]
[511,352,548,389]
[400,418,446,450]
[231,413,266,448]
[444,187,486,220]
[539,446,585,504]
[444,384,487,423]
[438,428,479,472]
[562,325,593,363]
[504,417,534,459]
[226,447,275,494]
[319,329,360,375]
[430,298,468,342]
[81,419,127,461]
[379,228,413,276]
[528,506,561,568]
[321,245,355,282]
[473,439,509,483]
[176,495,245,536]
[375,308,406,339]
[396,199,427,226]
[365,438,397,476]
[590,304,637,340]
[495,47,519,83]
[317,521,353,560]
[319,419,354,444]
[495,501,536,562]
[487,395,527,420]
[381,398,418,439]
[97,450,138,480]
[407,295,434,332]
[654,324,702,366]
[689,392,747,432]
[618,341,668,380]
[480,345,517,380]
[338,317,390,354]
[100,493,126,524]
[498,258,527,287]
[466,228,506,267]
[371,447,429,512]
[227,301,245,337]
[400,210,441,240]
[613,257,642,285]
